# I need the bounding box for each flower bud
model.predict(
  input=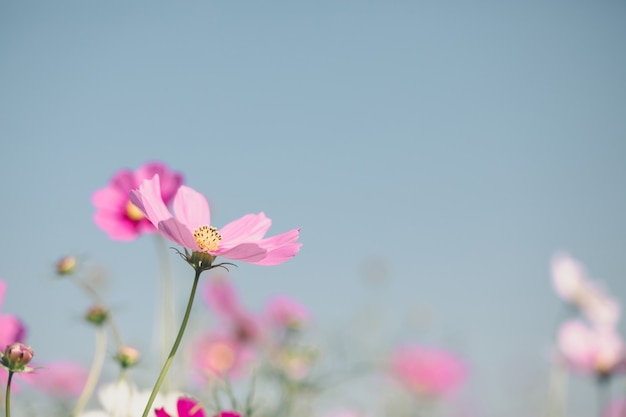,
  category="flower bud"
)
[2,343,34,372]
[85,306,108,326]
[114,346,140,368]
[56,256,77,275]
